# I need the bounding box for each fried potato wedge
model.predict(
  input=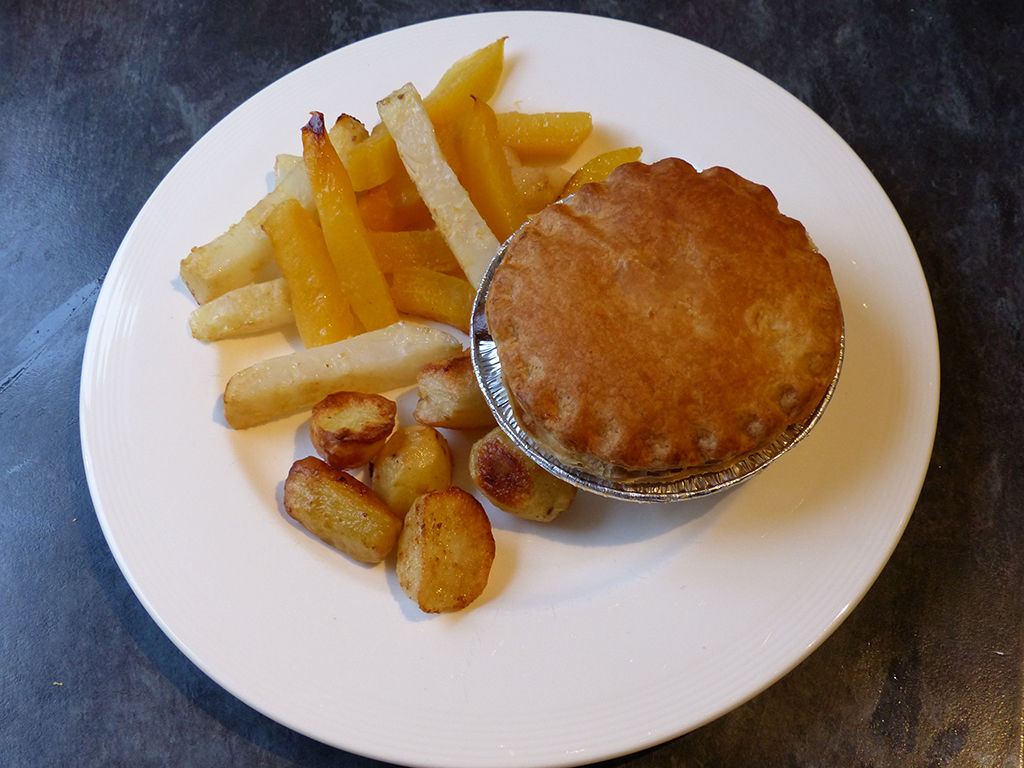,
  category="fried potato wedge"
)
[396,487,495,613]
[303,112,398,332]
[561,146,643,197]
[377,82,500,287]
[181,116,368,304]
[370,425,452,518]
[223,321,461,429]
[188,278,292,341]
[413,351,494,429]
[469,428,577,522]
[263,197,356,346]
[495,110,593,162]
[389,266,475,333]
[284,456,402,564]
[310,391,397,469]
